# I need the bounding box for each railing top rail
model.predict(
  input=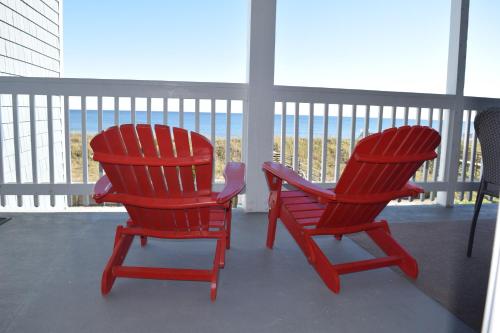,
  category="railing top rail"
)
[463,96,500,110]
[274,85,500,110]
[0,77,248,99]
[2,77,499,111]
